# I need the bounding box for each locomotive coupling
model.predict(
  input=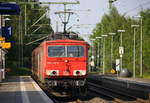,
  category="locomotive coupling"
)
[75,80,85,86]
[47,80,57,86]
